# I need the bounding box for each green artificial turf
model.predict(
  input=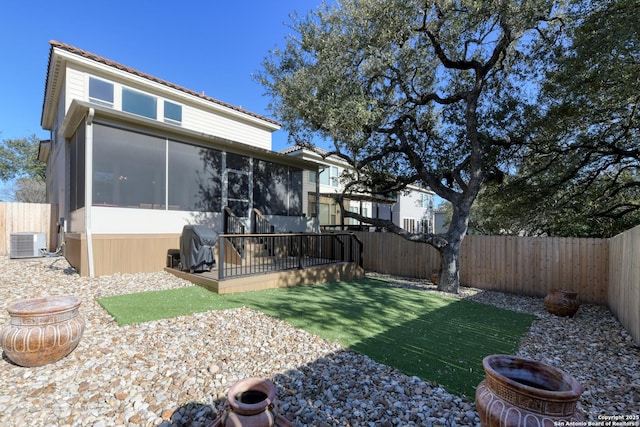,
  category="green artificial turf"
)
[97,286,244,325]
[97,278,535,397]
